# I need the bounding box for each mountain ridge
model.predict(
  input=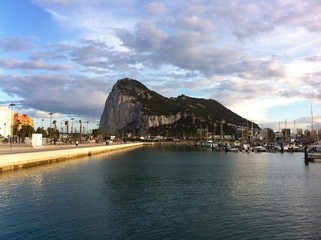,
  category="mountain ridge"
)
[99,78,259,138]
